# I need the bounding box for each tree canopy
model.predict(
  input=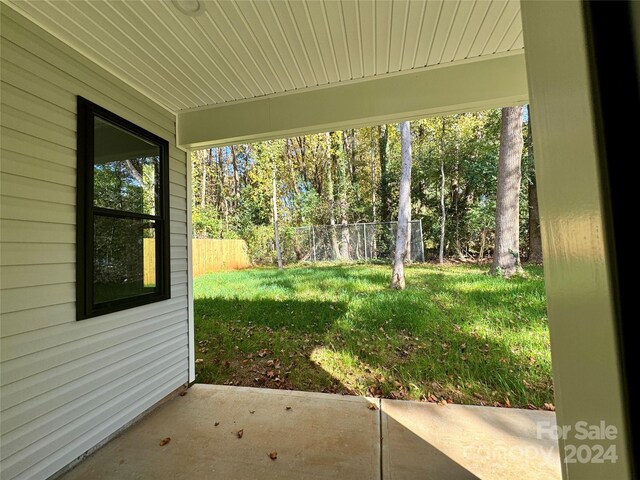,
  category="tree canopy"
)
[191,108,536,266]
